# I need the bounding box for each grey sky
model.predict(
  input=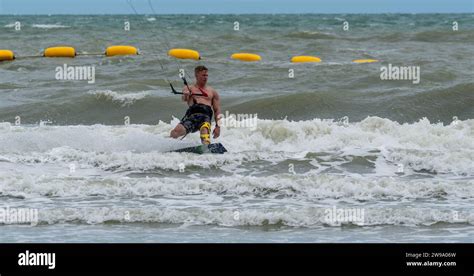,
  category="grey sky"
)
[0,0,472,14]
